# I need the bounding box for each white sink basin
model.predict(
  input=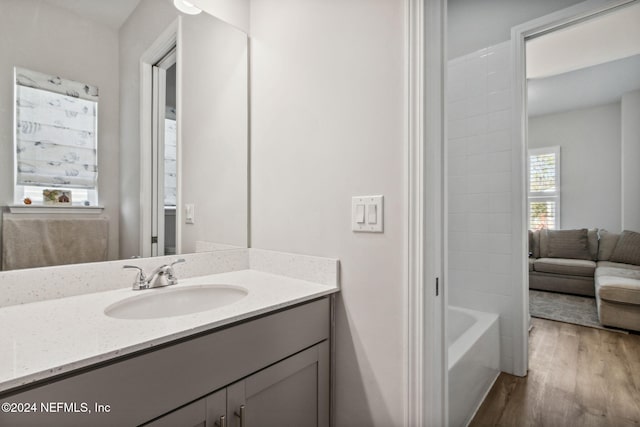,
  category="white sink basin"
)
[104,285,248,320]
